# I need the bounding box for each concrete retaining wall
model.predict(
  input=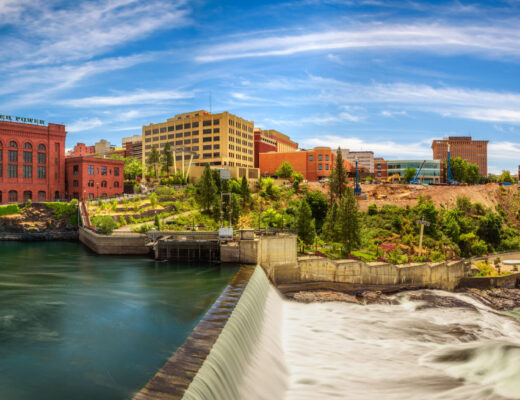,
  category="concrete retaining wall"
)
[268,256,468,291]
[458,273,520,290]
[78,227,149,255]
